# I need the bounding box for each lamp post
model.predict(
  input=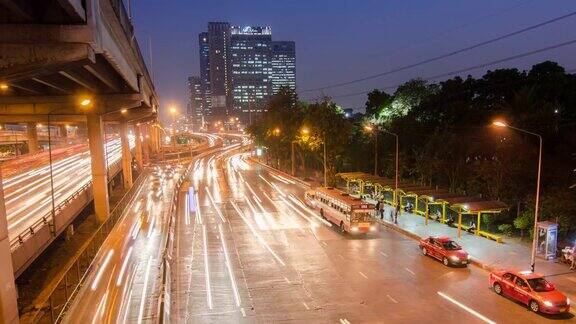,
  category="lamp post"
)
[493,120,542,273]
[364,124,378,176]
[301,127,327,187]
